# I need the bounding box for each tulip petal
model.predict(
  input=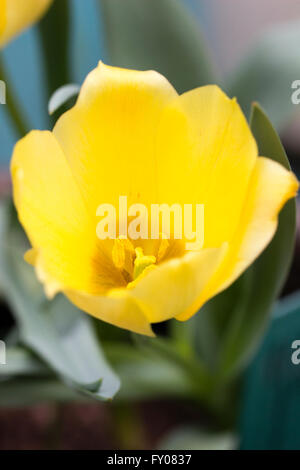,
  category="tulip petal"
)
[131,244,228,323]
[156,85,258,247]
[217,157,299,292]
[11,131,125,295]
[53,62,178,214]
[0,0,53,47]
[177,157,298,320]
[65,289,155,337]
[0,0,6,37]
